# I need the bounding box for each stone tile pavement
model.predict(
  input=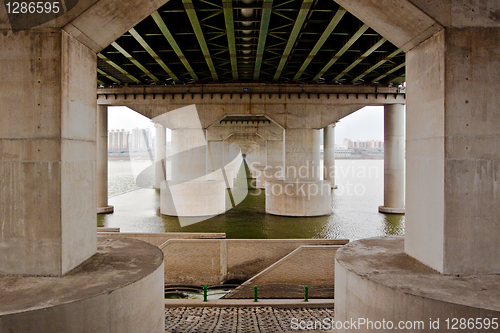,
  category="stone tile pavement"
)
[165,307,334,332]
